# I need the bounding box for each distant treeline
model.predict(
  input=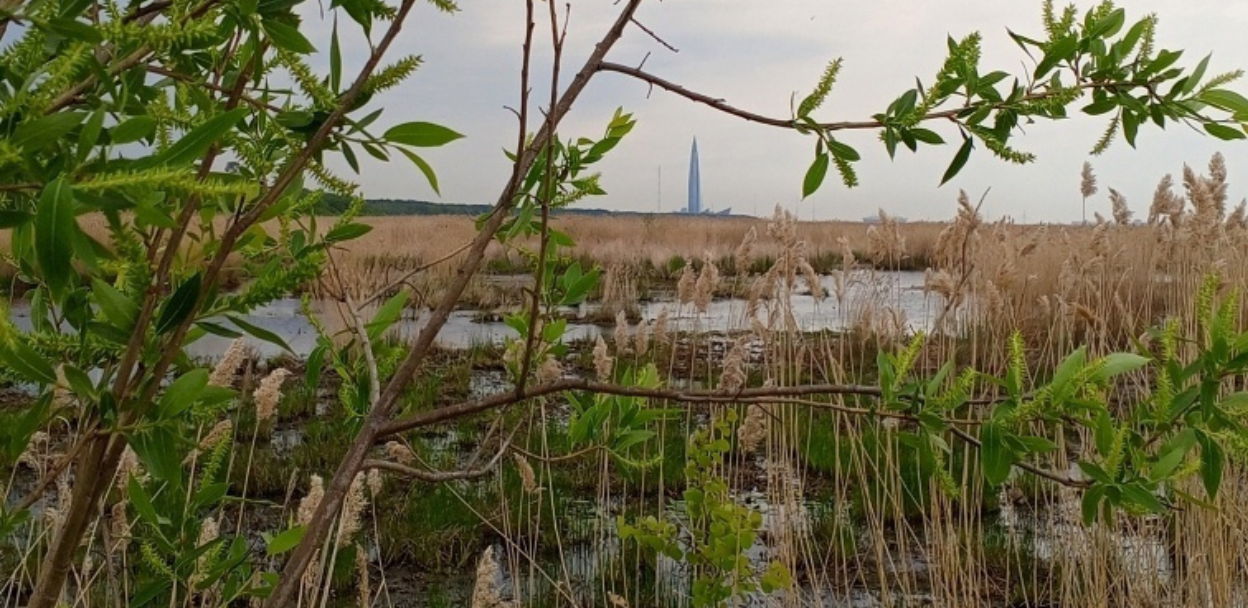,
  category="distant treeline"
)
[314,192,713,218]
